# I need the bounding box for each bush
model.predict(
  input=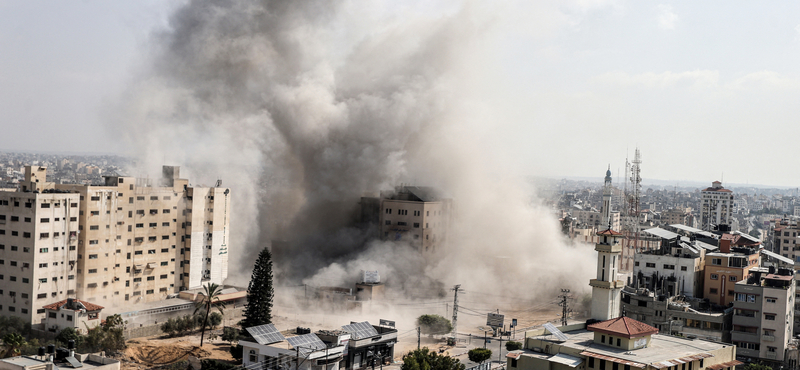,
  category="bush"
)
[56,327,83,348]
[417,315,453,336]
[222,327,241,345]
[467,348,492,364]
[200,359,236,370]
[230,344,243,362]
[402,348,464,370]
[505,341,522,351]
[208,312,223,329]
